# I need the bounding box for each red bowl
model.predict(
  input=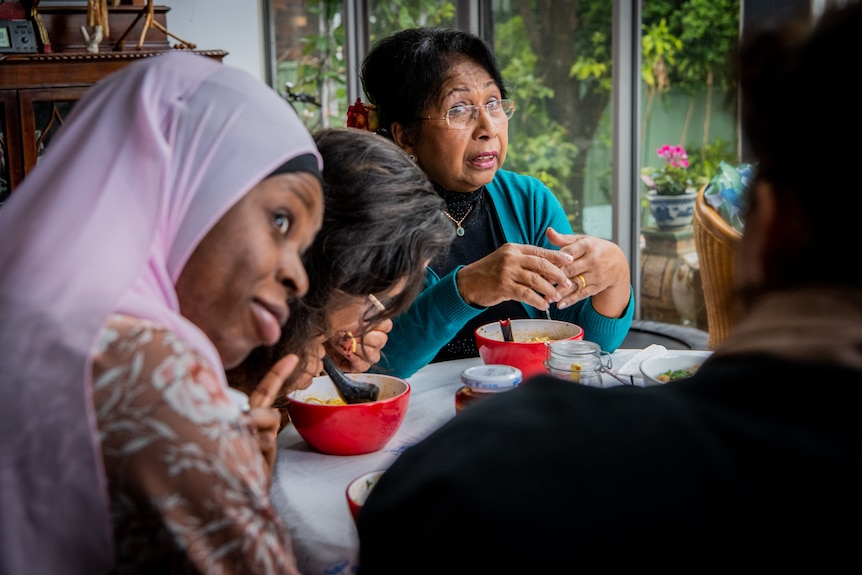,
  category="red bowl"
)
[346,469,385,525]
[285,373,410,456]
[475,319,584,380]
